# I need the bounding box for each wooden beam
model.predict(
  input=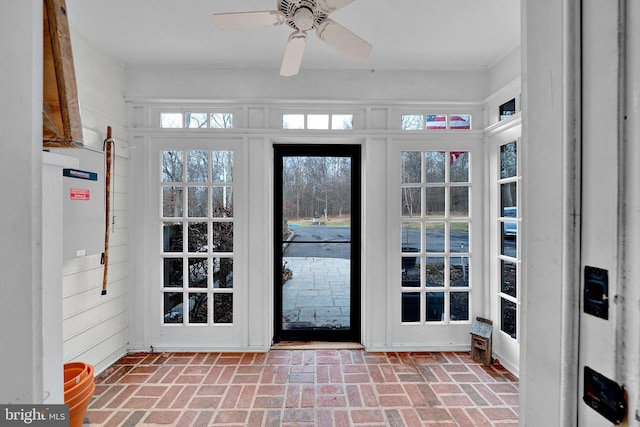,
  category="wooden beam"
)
[43,0,83,148]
